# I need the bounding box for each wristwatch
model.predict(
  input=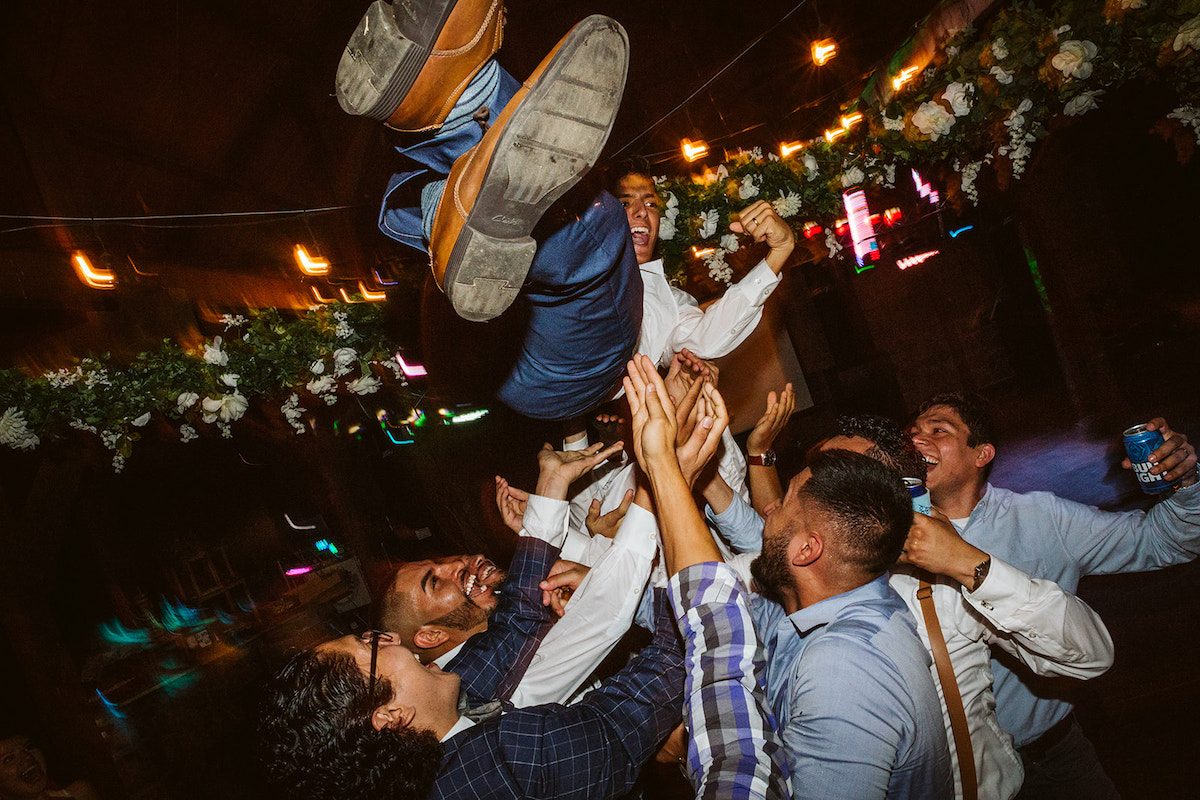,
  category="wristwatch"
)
[748,449,777,467]
[970,556,992,592]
